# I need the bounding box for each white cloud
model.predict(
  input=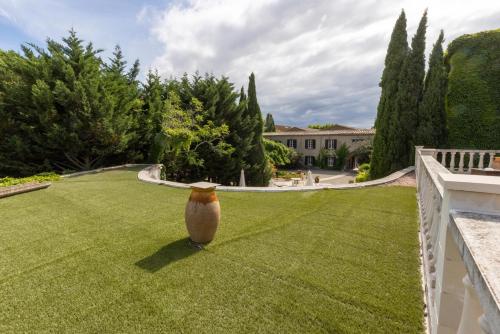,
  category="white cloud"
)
[147,0,500,127]
[1,0,499,127]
